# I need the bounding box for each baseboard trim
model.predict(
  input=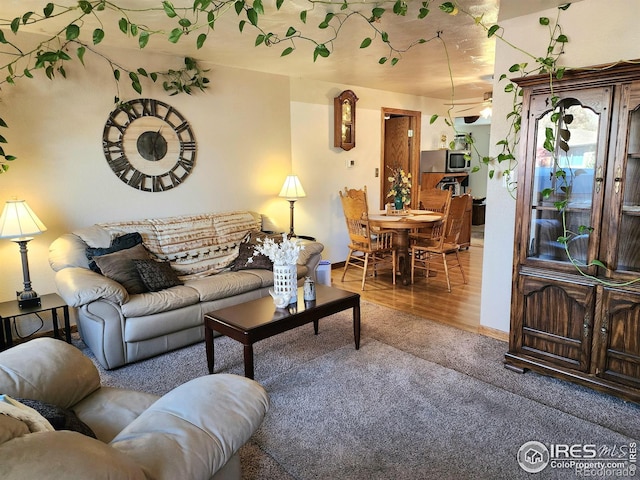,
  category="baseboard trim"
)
[479,325,509,342]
